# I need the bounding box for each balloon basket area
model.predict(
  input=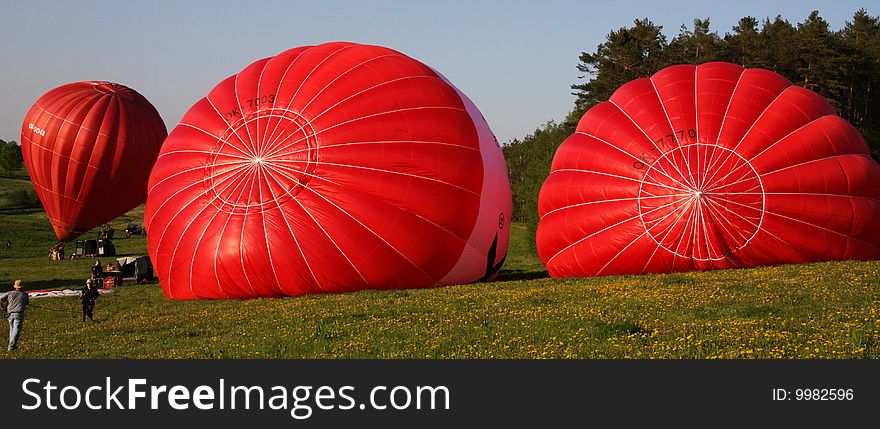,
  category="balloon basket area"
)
[68,238,116,259]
